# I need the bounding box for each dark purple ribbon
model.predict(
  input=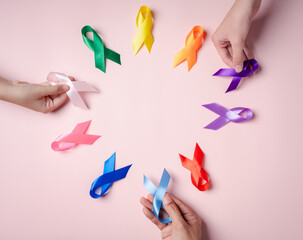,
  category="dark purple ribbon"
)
[213,59,258,93]
[203,103,253,130]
